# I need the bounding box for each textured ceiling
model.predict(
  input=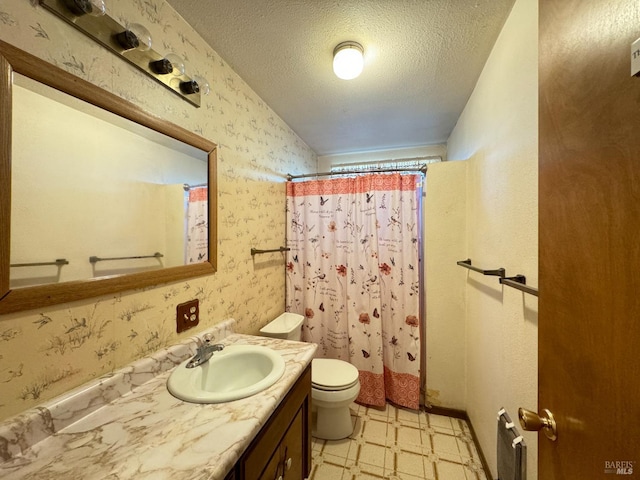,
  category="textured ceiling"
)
[166,0,516,156]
